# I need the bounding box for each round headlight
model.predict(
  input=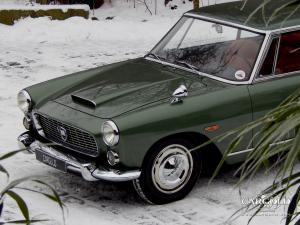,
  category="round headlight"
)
[17,90,32,113]
[101,120,119,147]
